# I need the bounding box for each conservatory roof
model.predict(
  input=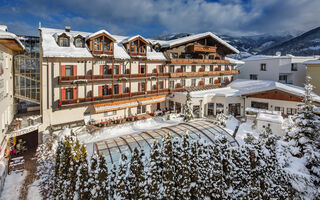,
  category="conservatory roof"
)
[93,120,237,167]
